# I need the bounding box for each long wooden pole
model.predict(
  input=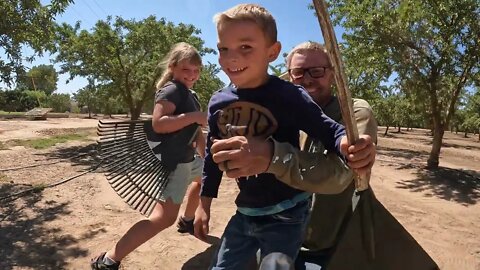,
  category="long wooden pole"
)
[312,0,369,191]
